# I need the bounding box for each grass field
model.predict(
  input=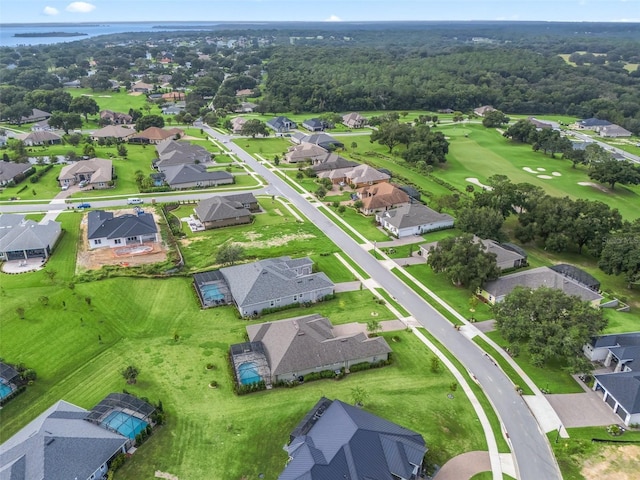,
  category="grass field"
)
[0,237,487,480]
[67,87,150,114]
